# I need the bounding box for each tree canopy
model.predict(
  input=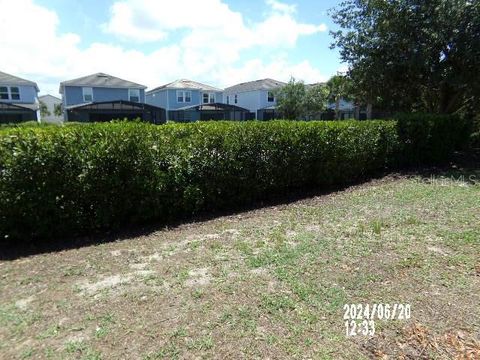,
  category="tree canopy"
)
[275,78,328,120]
[326,75,353,119]
[330,0,480,114]
[54,103,62,117]
[39,101,50,118]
